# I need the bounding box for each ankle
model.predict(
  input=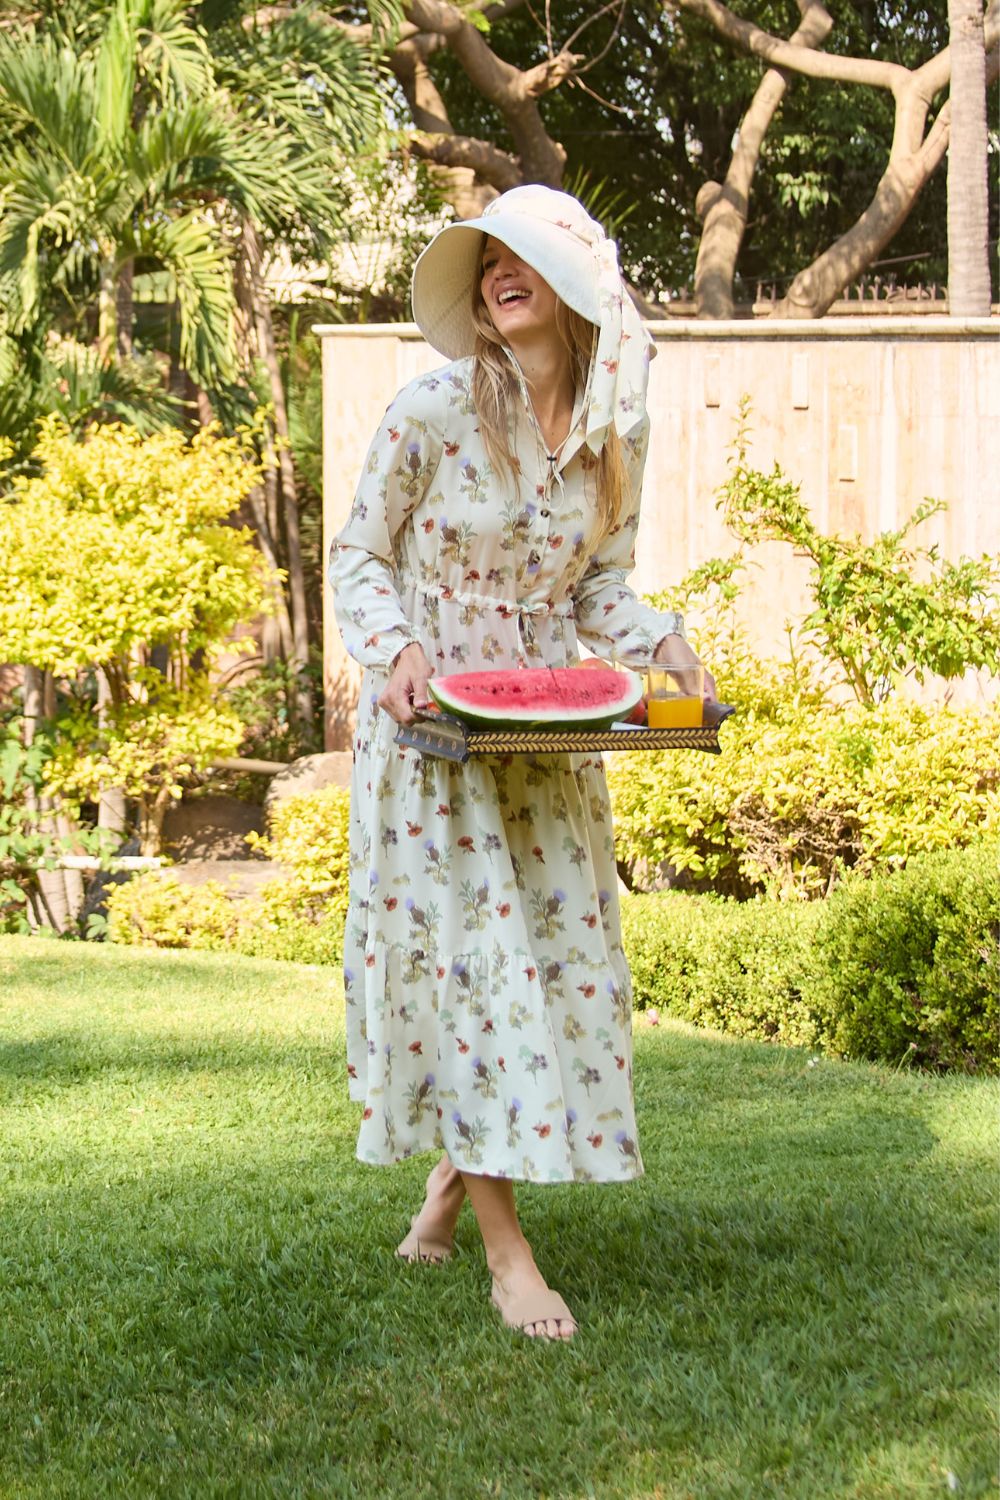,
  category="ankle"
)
[486,1235,536,1285]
